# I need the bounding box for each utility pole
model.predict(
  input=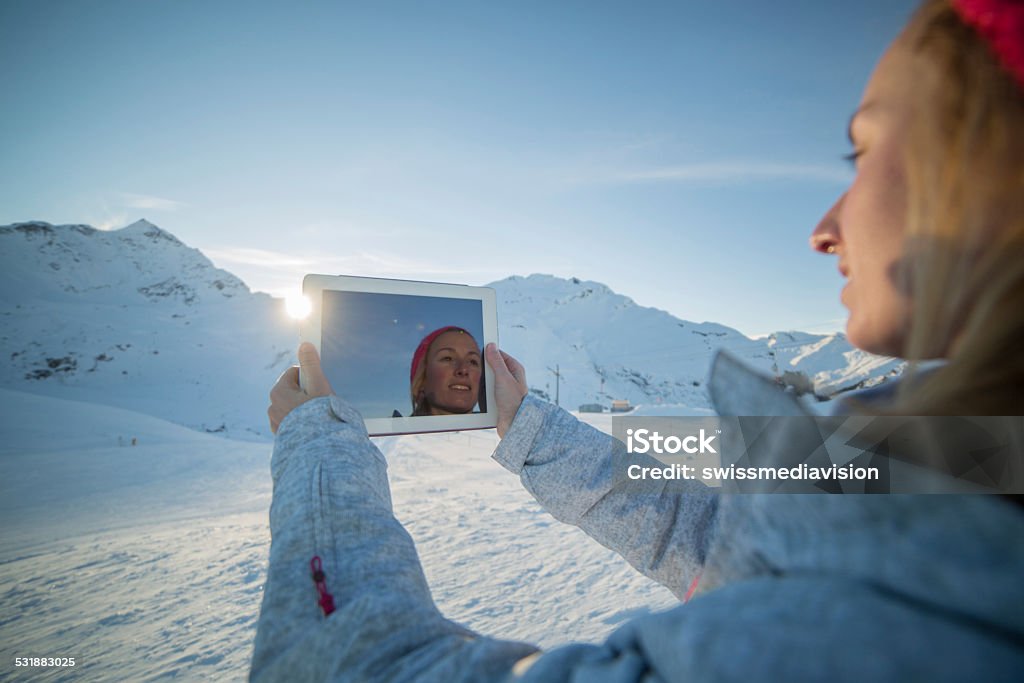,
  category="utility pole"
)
[547,364,563,407]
